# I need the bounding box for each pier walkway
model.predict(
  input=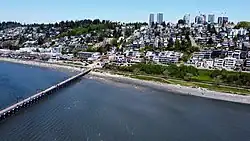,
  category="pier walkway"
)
[0,68,92,121]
